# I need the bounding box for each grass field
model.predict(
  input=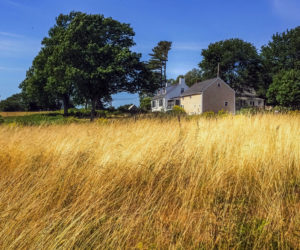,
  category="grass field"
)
[0,111,53,117]
[0,114,299,248]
